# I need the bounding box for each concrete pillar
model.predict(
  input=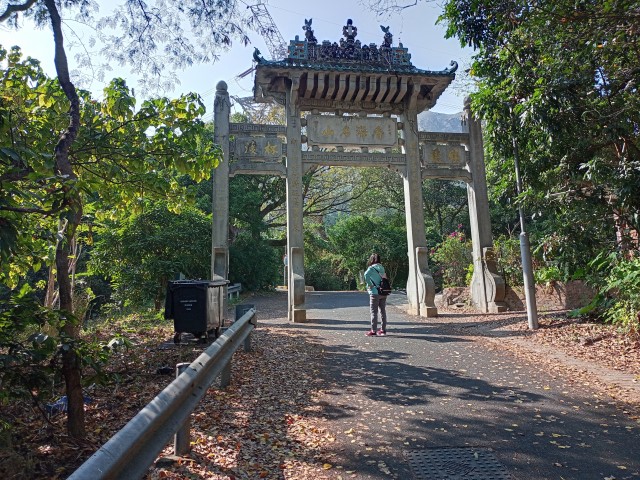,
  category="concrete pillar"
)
[465,97,507,313]
[212,81,230,314]
[400,105,437,318]
[285,76,306,322]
